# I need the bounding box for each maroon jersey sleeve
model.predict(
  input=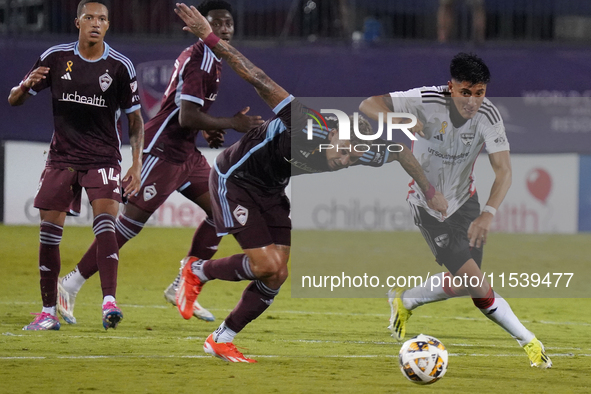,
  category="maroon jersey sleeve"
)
[178,45,219,113]
[118,69,141,113]
[24,57,51,95]
[111,49,141,114]
[25,43,79,95]
[143,42,221,164]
